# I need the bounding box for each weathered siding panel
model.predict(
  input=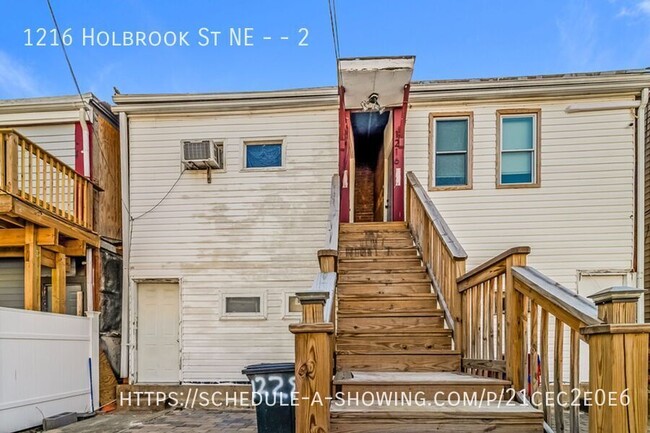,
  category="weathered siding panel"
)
[128,110,338,382]
[405,96,636,291]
